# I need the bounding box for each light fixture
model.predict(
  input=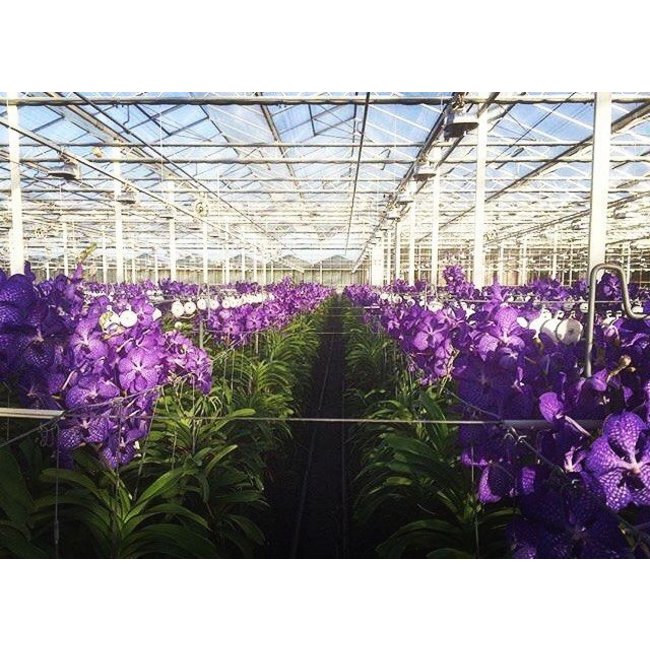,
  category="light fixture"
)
[443,109,479,140]
[49,156,80,181]
[413,160,438,180]
[397,193,414,205]
[117,186,138,205]
[193,199,208,217]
